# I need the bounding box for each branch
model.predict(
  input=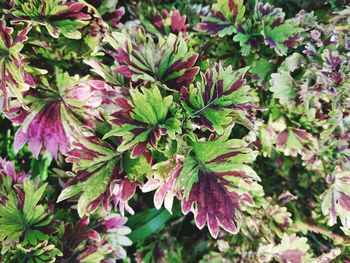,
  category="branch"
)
[294,220,350,244]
